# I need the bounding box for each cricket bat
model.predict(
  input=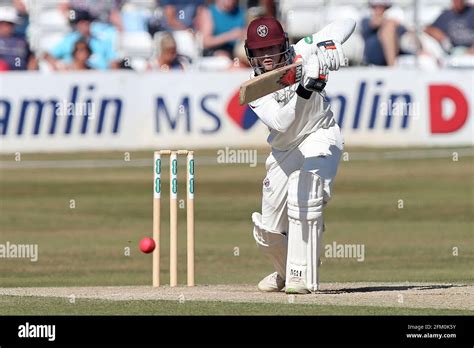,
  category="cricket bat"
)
[239,62,303,105]
[239,39,350,105]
